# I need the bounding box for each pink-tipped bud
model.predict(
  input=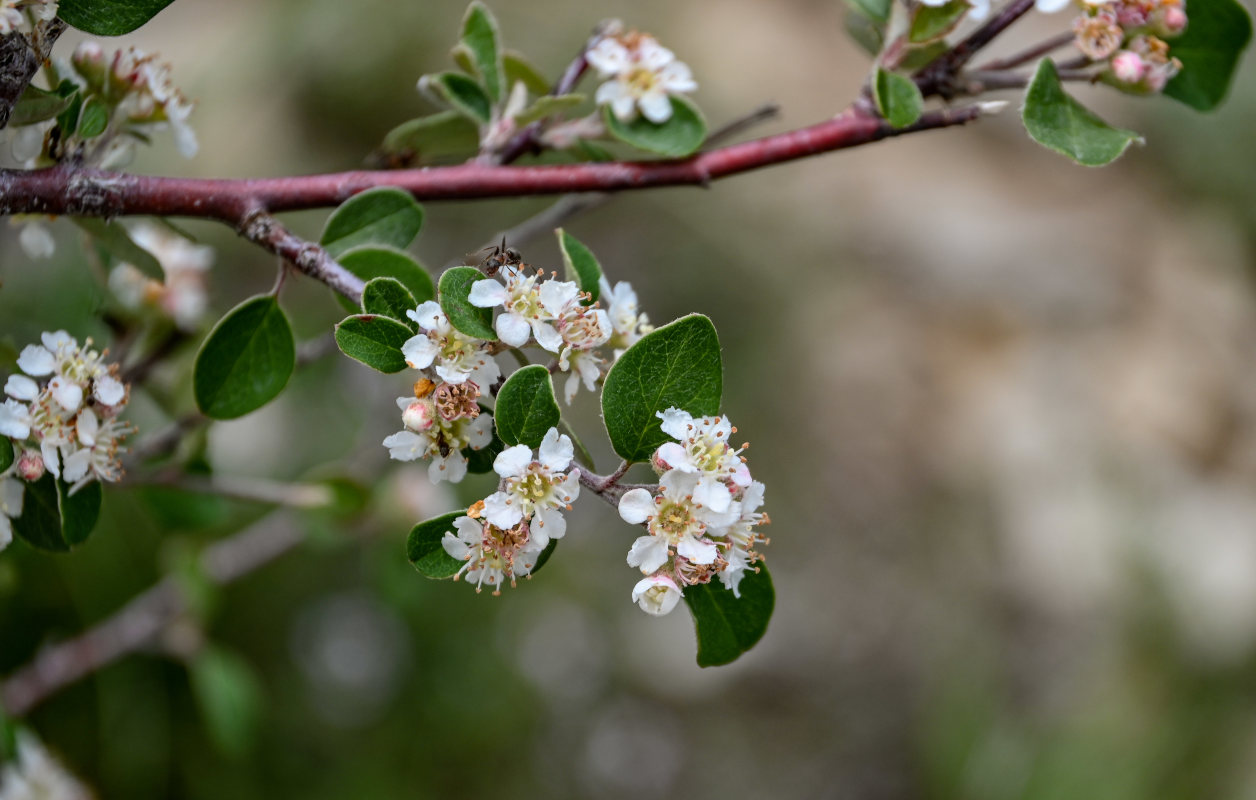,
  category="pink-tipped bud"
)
[652,442,685,475]
[1160,6,1188,34]
[71,41,107,88]
[16,450,45,482]
[1111,51,1147,84]
[402,400,435,432]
